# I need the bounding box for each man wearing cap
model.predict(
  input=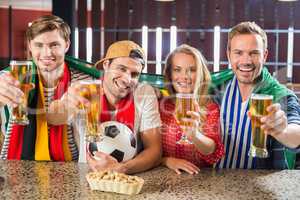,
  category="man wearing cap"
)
[55,40,162,174]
